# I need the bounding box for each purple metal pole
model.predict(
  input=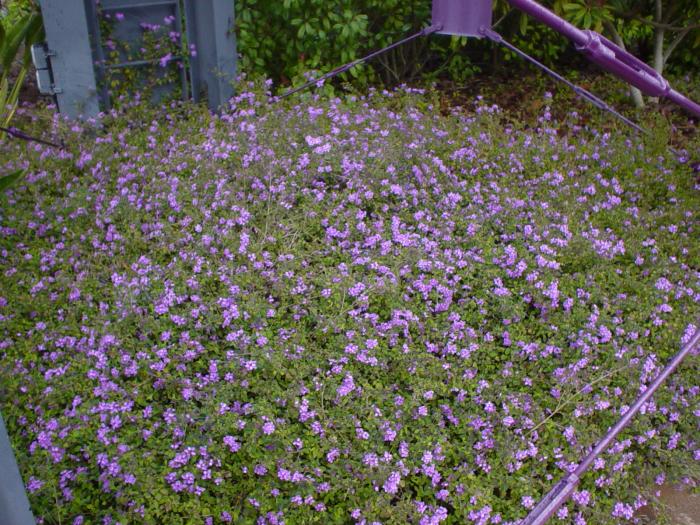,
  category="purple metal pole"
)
[508,0,587,45]
[506,0,700,118]
[522,324,700,525]
[668,89,700,119]
[480,28,650,137]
